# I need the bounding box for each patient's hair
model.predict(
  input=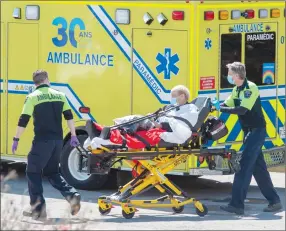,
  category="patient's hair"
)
[171,85,190,100]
